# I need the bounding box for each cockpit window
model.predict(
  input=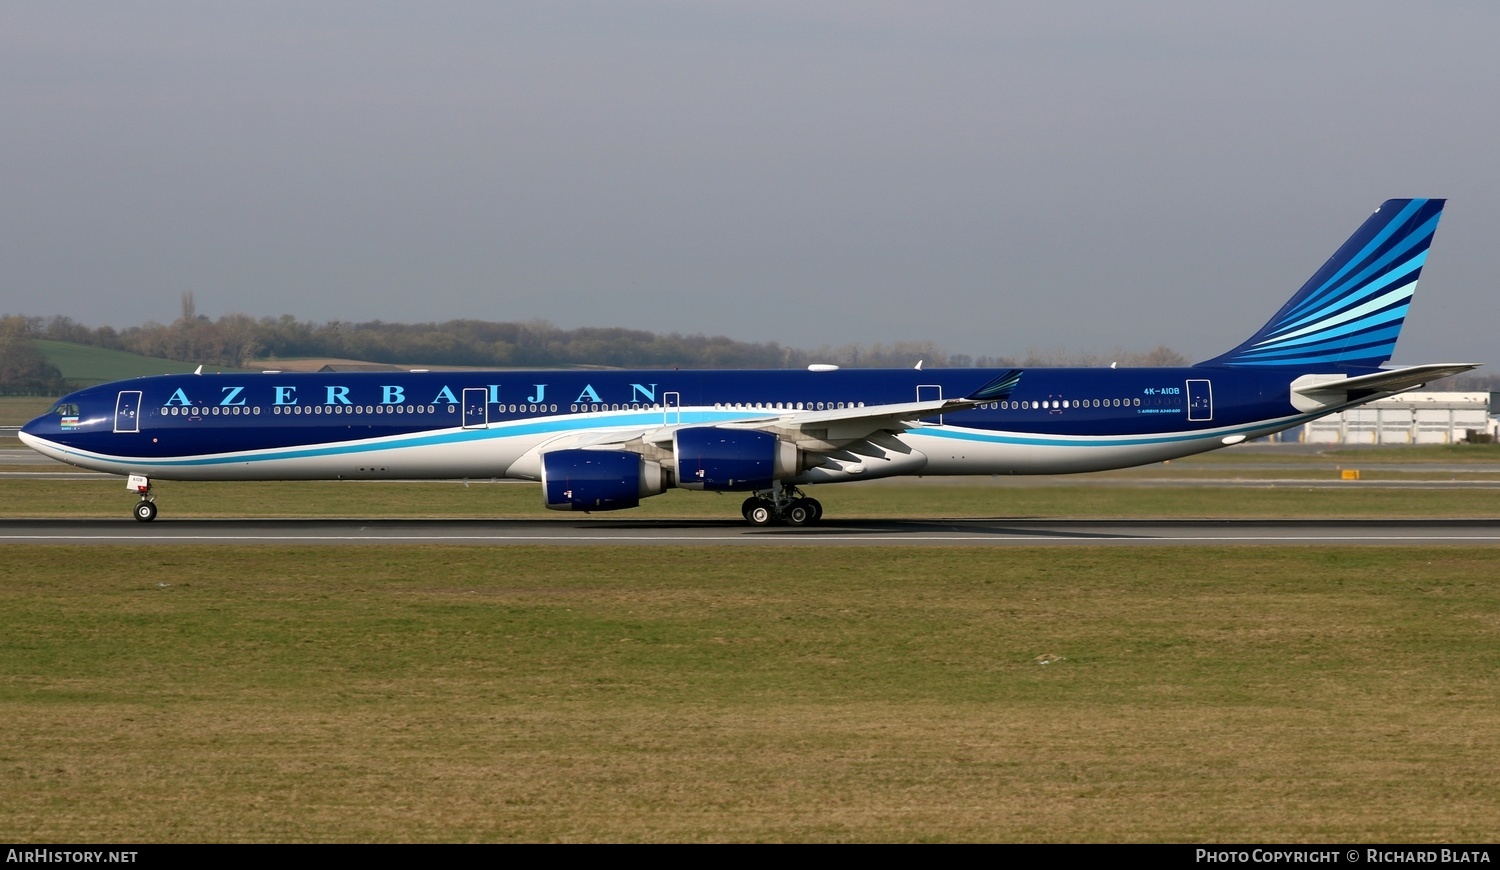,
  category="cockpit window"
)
[53,403,79,416]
